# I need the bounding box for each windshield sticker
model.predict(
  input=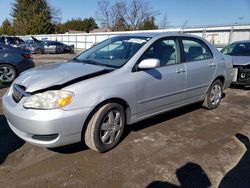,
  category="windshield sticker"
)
[127,38,147,44]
